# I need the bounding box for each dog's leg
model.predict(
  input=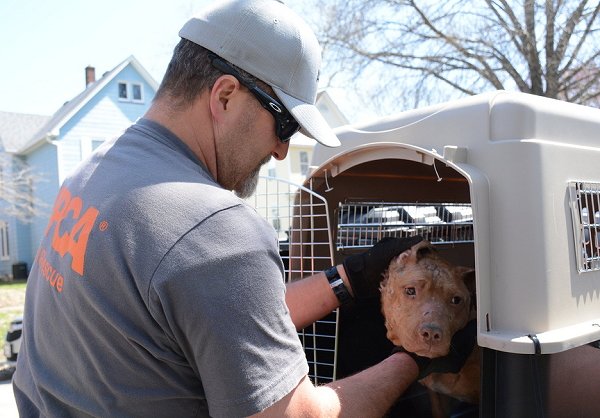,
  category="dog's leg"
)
[428,388,450,418]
